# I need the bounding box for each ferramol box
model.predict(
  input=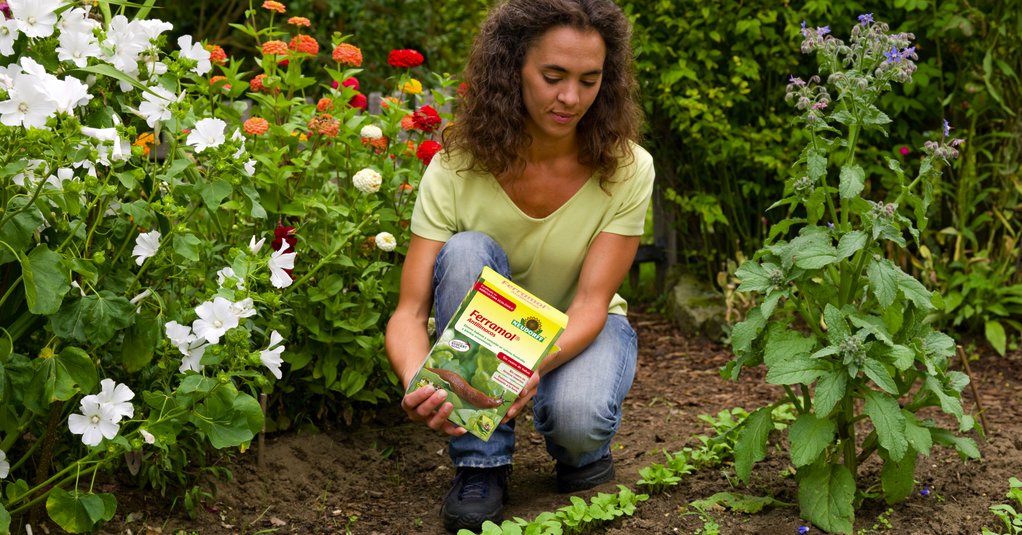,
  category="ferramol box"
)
[407,266,568,441]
